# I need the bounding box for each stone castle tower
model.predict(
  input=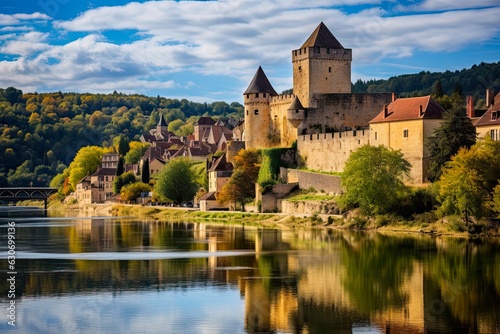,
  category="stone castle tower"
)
[243,66,278,149]
[292,22,352,107]
[244,22,392,150]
